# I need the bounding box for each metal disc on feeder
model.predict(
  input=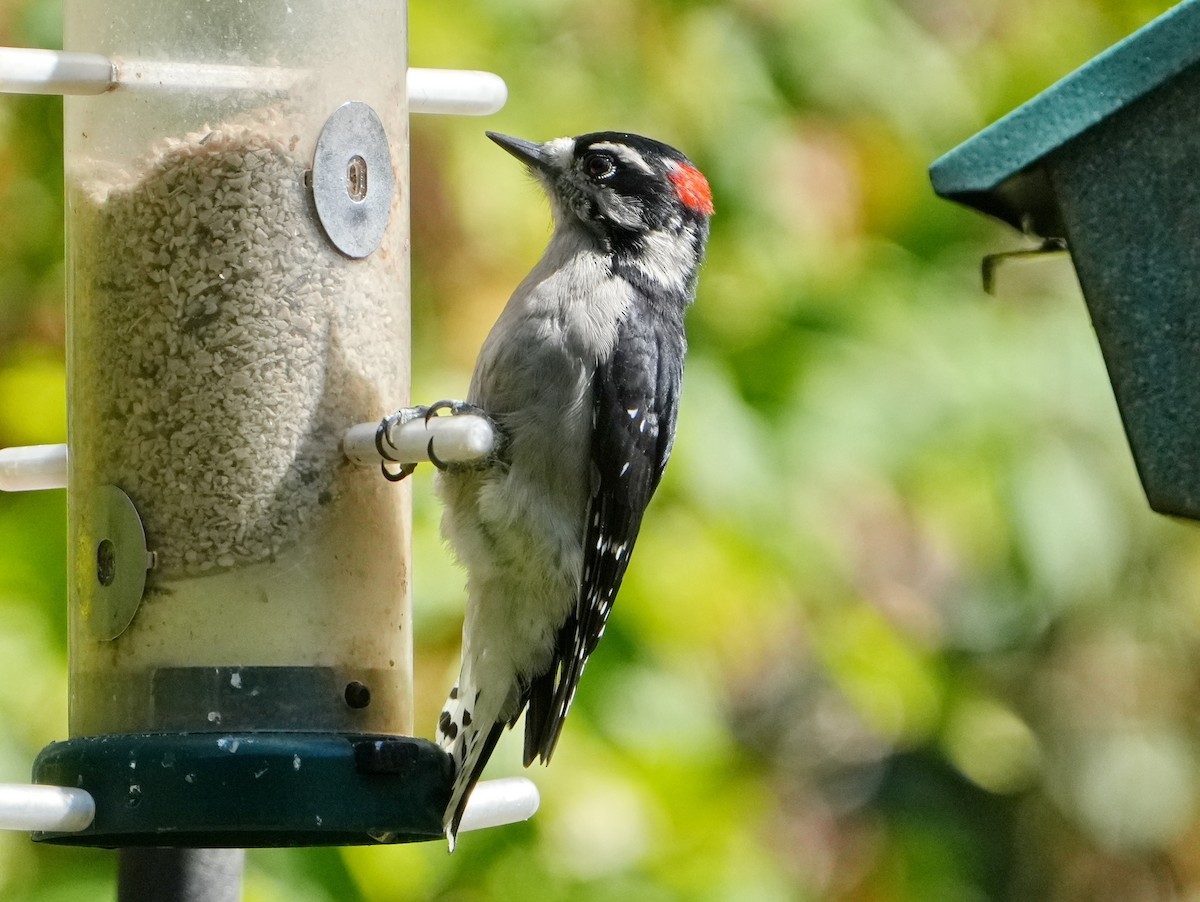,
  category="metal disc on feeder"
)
[310,101,395,259]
